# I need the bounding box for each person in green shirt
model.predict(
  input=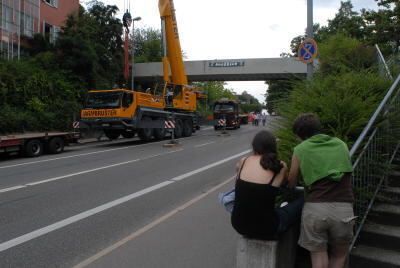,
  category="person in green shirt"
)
[288,113,355,268]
